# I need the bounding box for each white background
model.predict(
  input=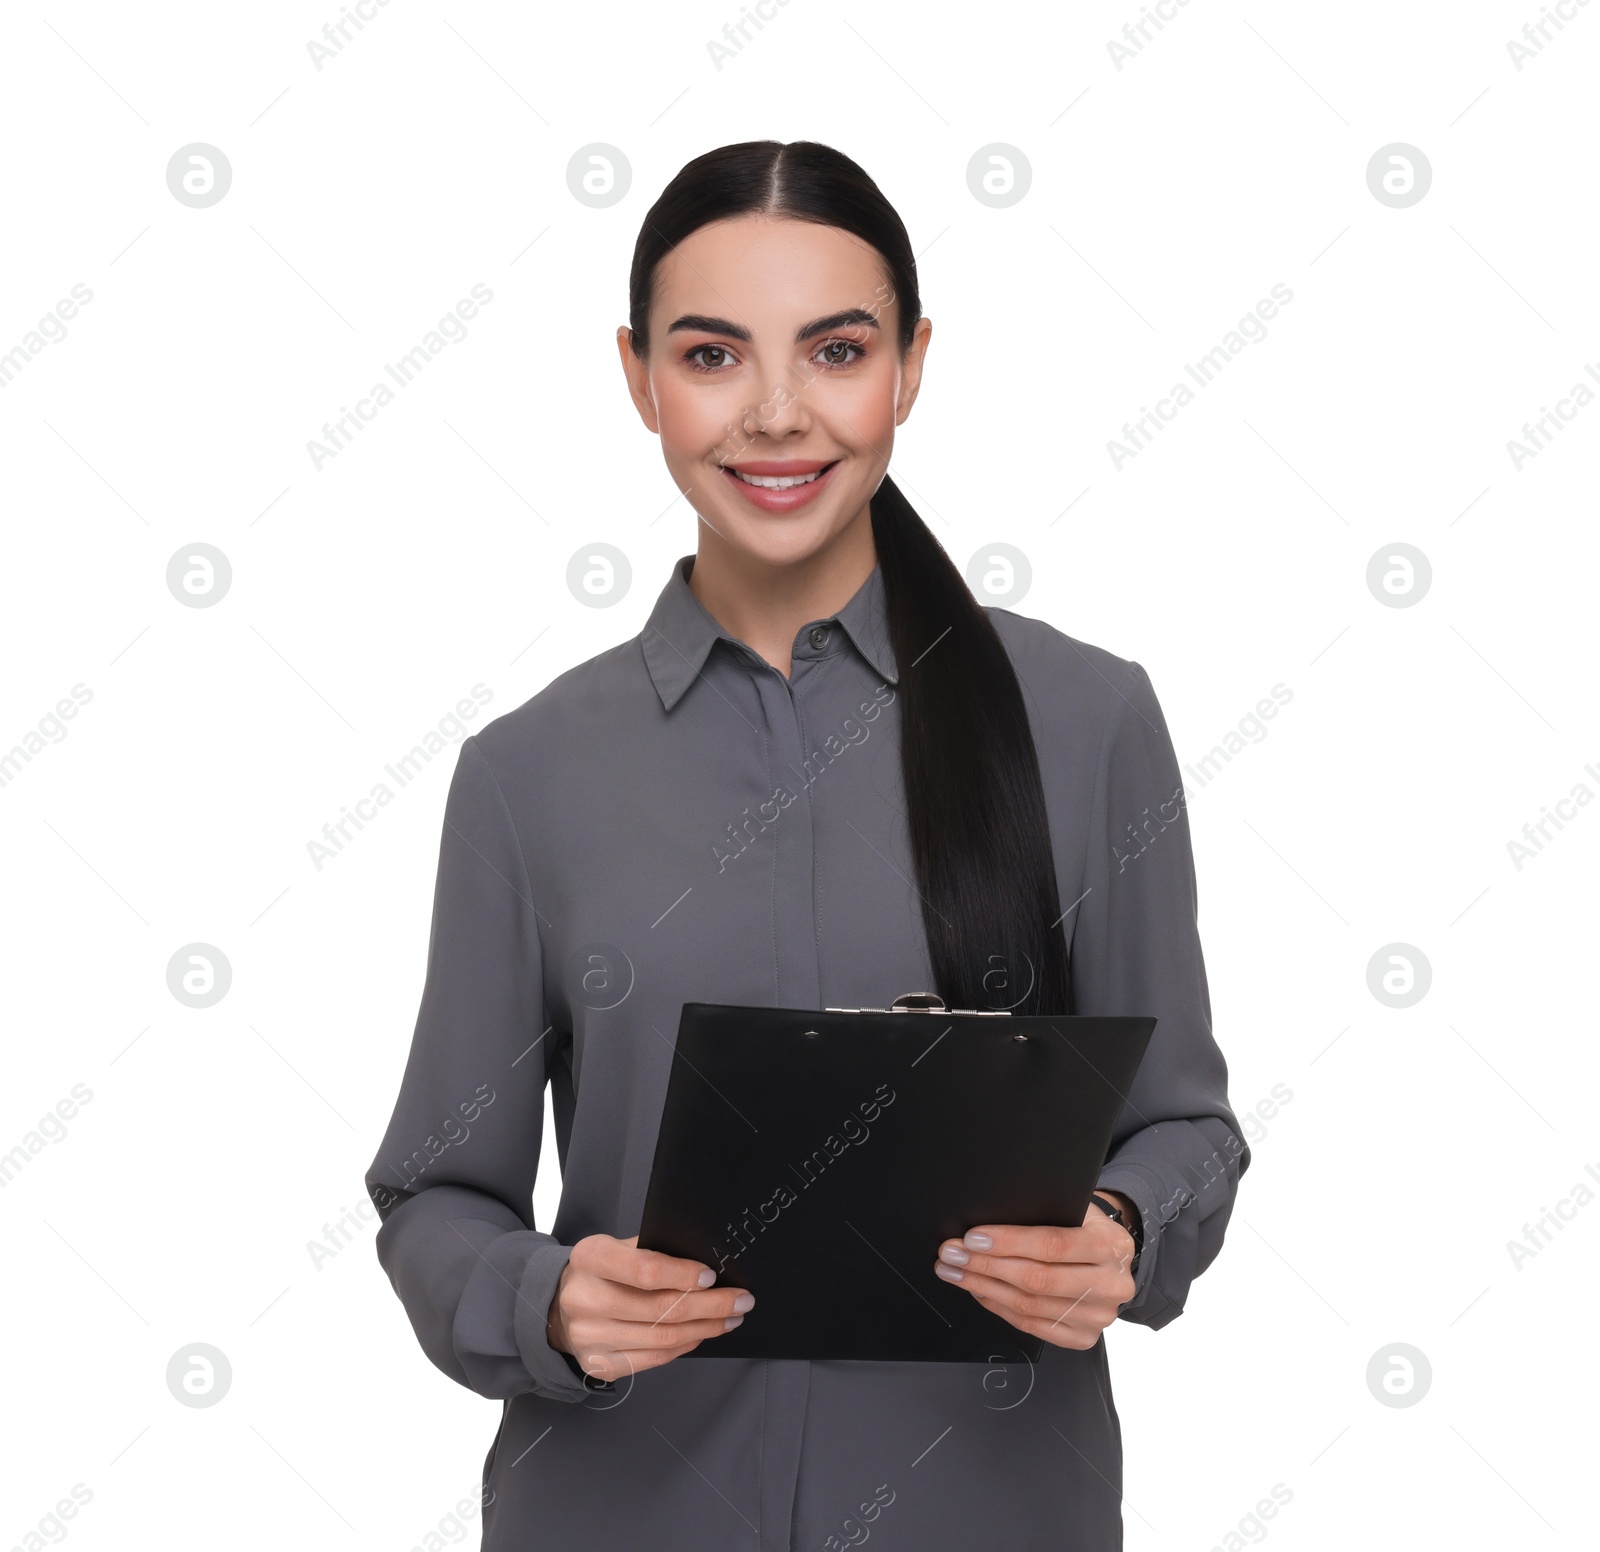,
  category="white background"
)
[2,1,1596,1548]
